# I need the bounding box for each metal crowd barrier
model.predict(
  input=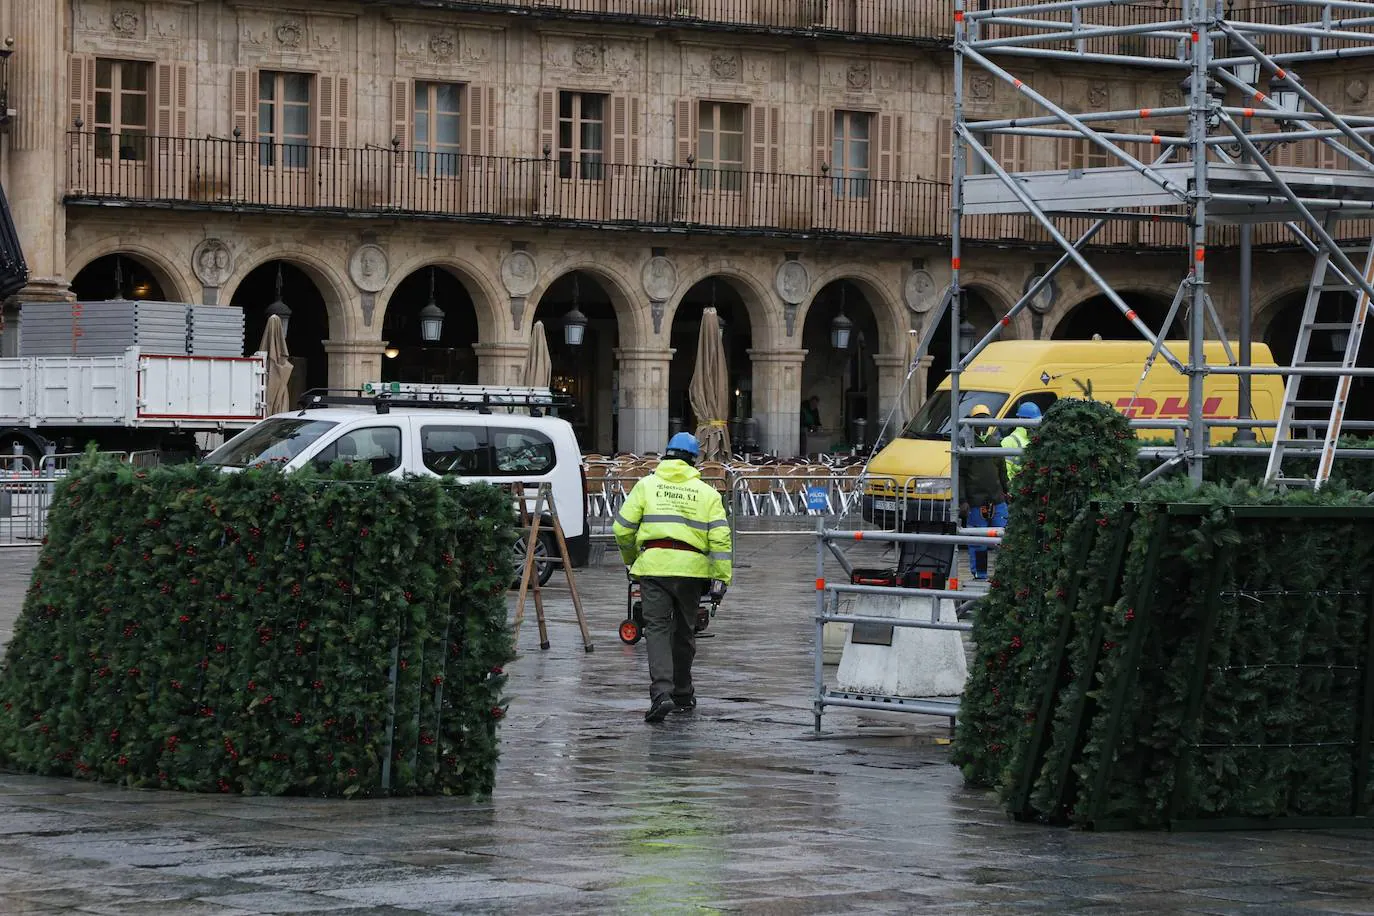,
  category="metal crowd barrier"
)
[0,475,56,548]
[814,525,997,734]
